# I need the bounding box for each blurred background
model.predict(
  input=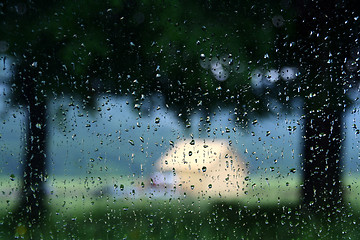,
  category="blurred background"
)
[1,0,360,239]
